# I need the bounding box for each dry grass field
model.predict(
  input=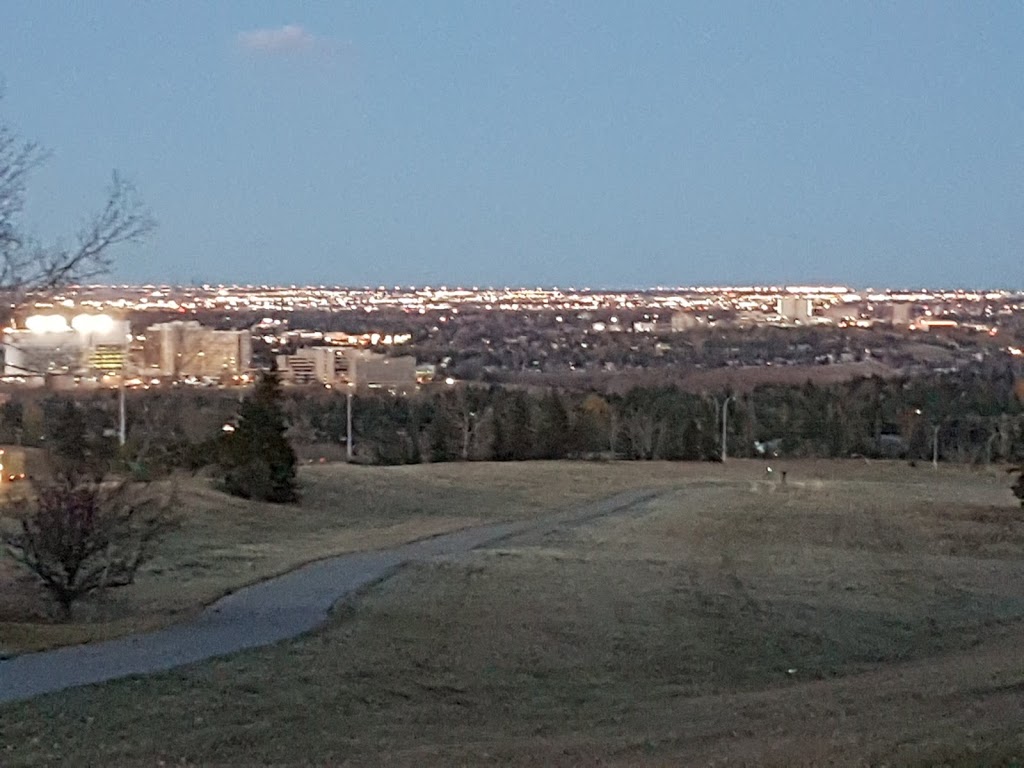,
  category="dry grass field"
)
[2,459,1024,765]
[0,461,687,655]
